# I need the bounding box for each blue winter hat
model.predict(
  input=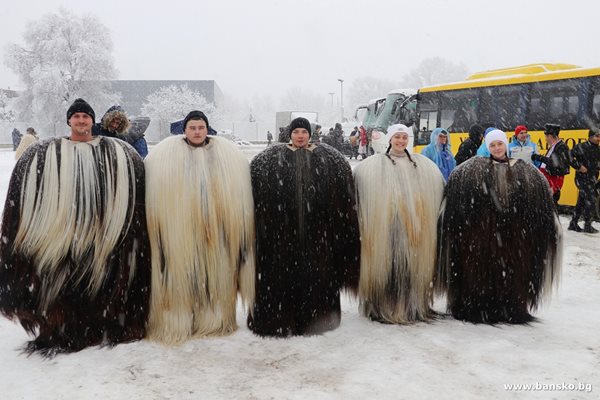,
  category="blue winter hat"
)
[484,127,497,137]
